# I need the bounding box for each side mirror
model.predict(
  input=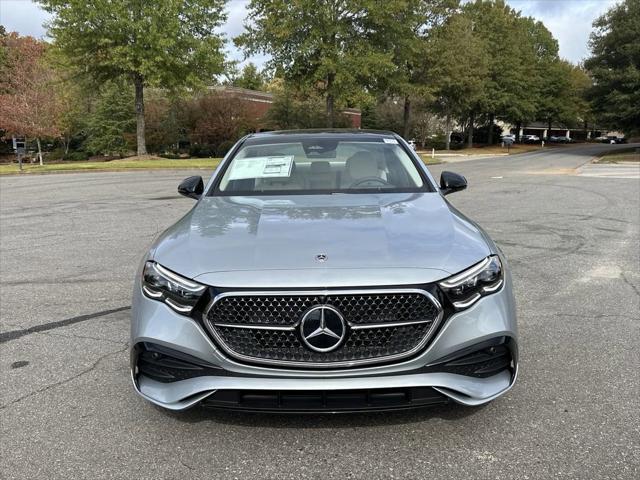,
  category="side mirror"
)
[440,171,467,196]
[178,176,204,199]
